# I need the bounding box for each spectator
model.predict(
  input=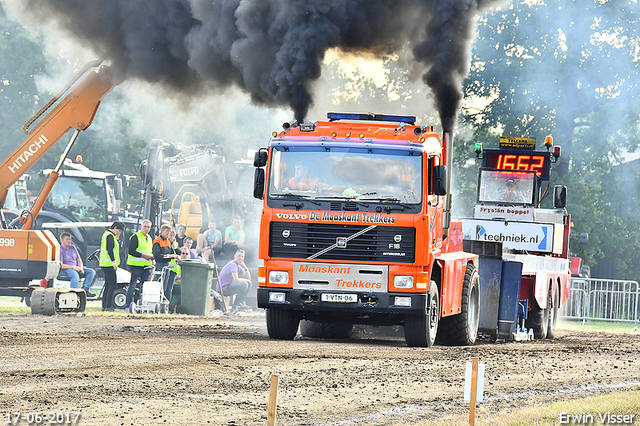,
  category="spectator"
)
[175,223,187,248]
[99,221,125,311]
[217,249,252,311]
[59,232,96,297]
[196,221,222,263]
[126,219,155,310]
[152,224,181,302]
[224,215,245,255]
[181,236,198,259]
